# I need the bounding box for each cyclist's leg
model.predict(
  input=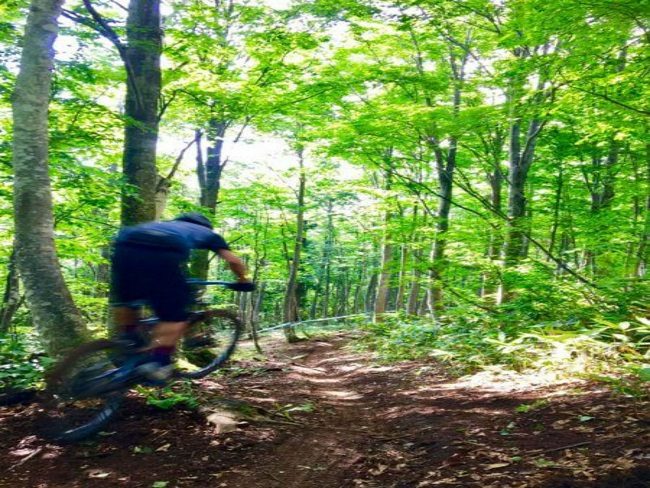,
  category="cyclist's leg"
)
[110,244,146,345]
[143,249,192,373]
